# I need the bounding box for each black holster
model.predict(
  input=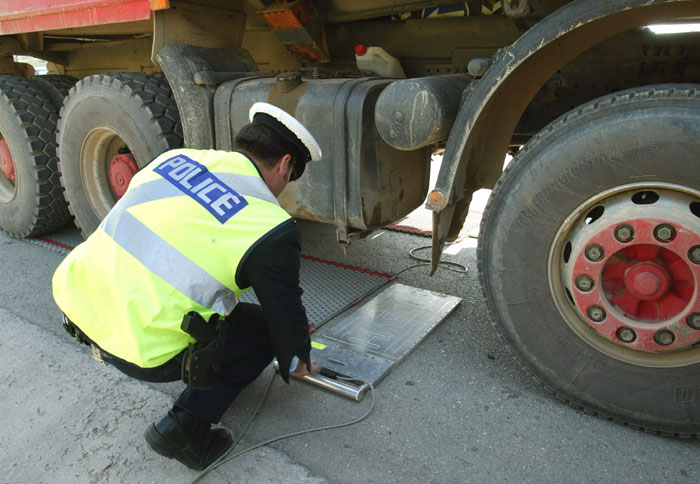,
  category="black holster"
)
[180,311,229,390]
